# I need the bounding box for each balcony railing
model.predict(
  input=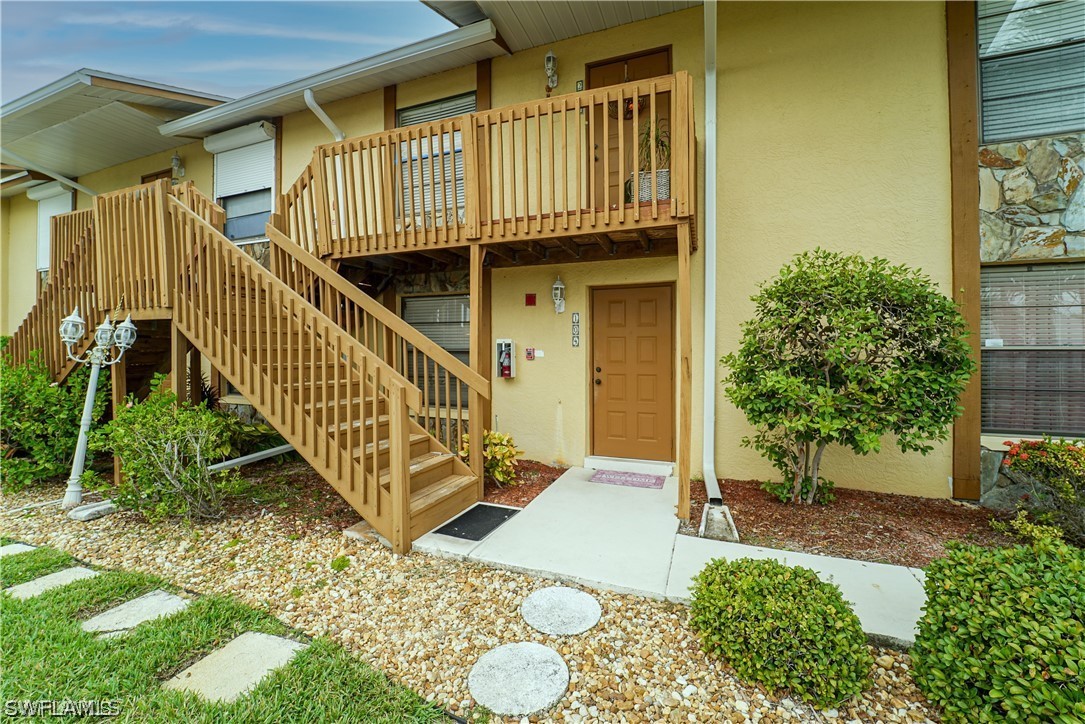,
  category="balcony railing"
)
[278,71,695,259]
